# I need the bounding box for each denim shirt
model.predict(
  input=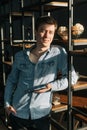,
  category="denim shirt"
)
[4,45,68,119]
